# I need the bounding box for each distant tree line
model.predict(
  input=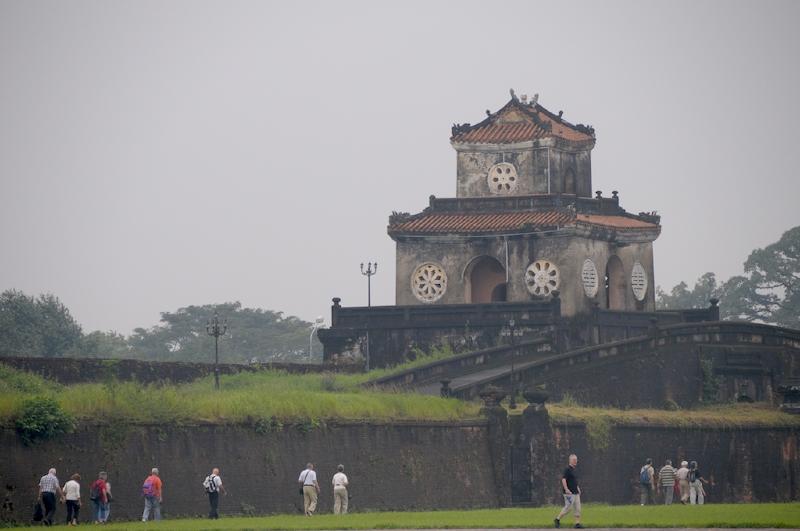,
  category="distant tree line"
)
[0,295,323,363]
[657,225,799,329]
